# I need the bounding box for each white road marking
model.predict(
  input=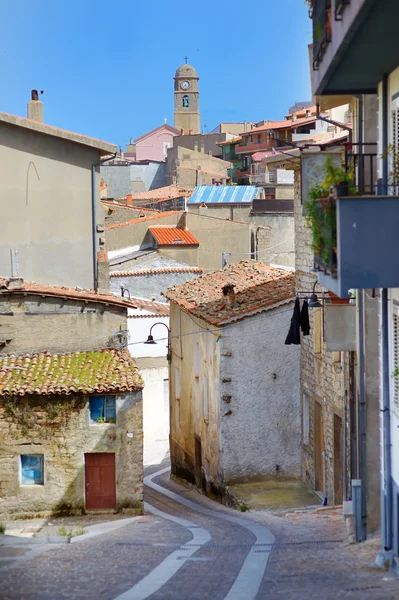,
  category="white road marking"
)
[113,500,211,600]
[146,467,275,600]
[114,466,274,600]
